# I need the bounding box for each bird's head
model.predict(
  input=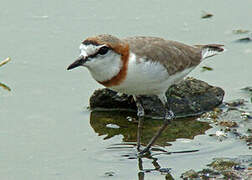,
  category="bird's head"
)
[67,34,129,83]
